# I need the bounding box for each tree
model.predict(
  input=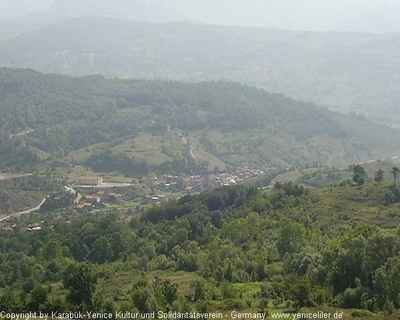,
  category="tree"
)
[211,210,223,229]
[374,169,384,184]
[64,263,97,308]
[277,219,306,257]
[191,279,207,302]
[28,285,49,311]
[89,237,111,263]
[386,261,400,308]
[353,164,366,186]
[290,278,314,311]
[385,192,395,205]
[391,167,400,185]
[132,287,151,313]
[153,276,178,306]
